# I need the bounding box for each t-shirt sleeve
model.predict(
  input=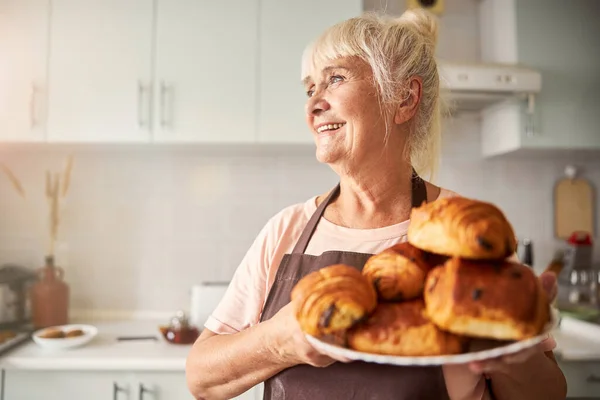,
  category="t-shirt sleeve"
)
[204,218,275,335]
